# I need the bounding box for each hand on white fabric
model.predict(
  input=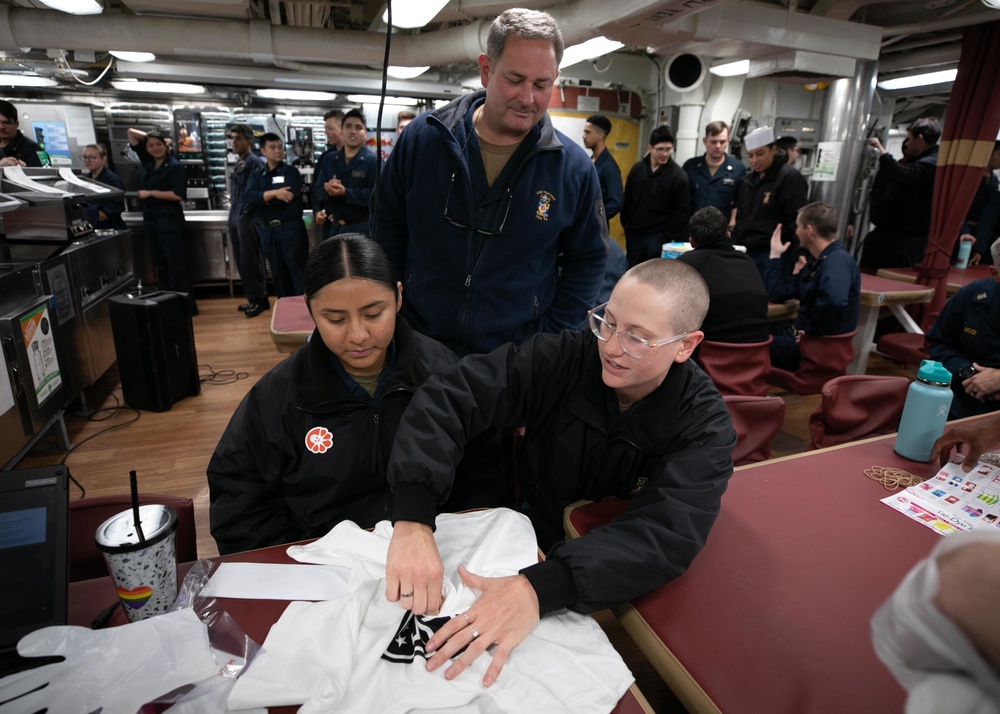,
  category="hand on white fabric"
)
[386,521,444,615]
[963,365,1000,402]
[769,224,788,260]
[425,565,540,688]
[0,609,217,714]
